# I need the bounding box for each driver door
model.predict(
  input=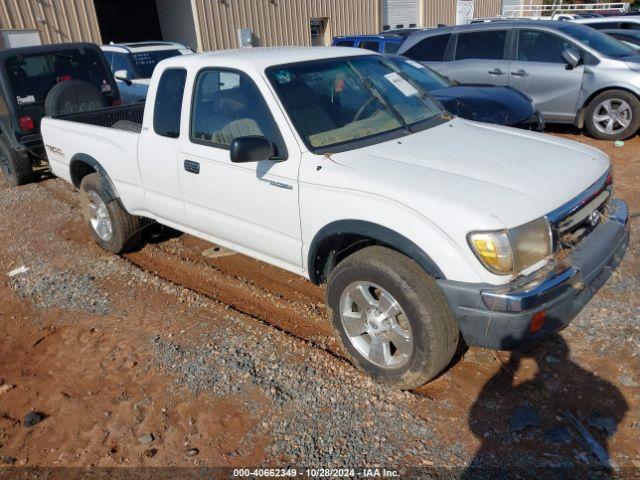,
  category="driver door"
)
[509,29,584,122]
[177,68,303,272]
